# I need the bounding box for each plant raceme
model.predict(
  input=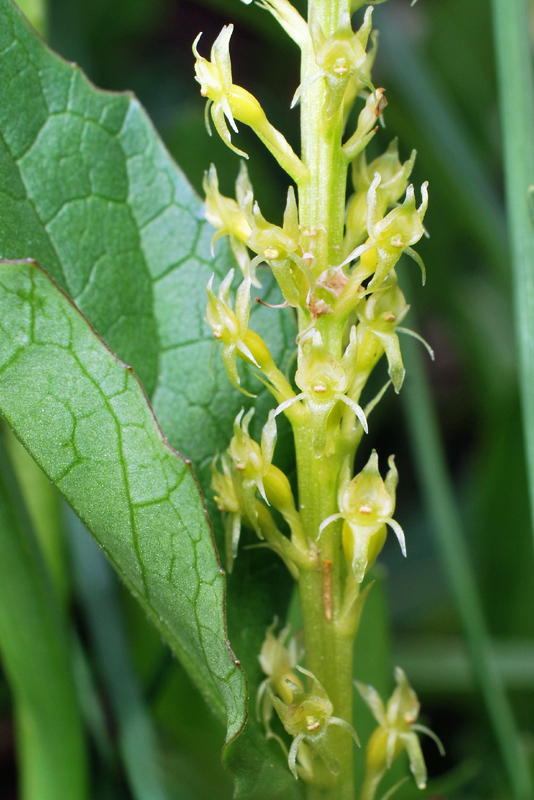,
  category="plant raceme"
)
[197,0,440,797]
